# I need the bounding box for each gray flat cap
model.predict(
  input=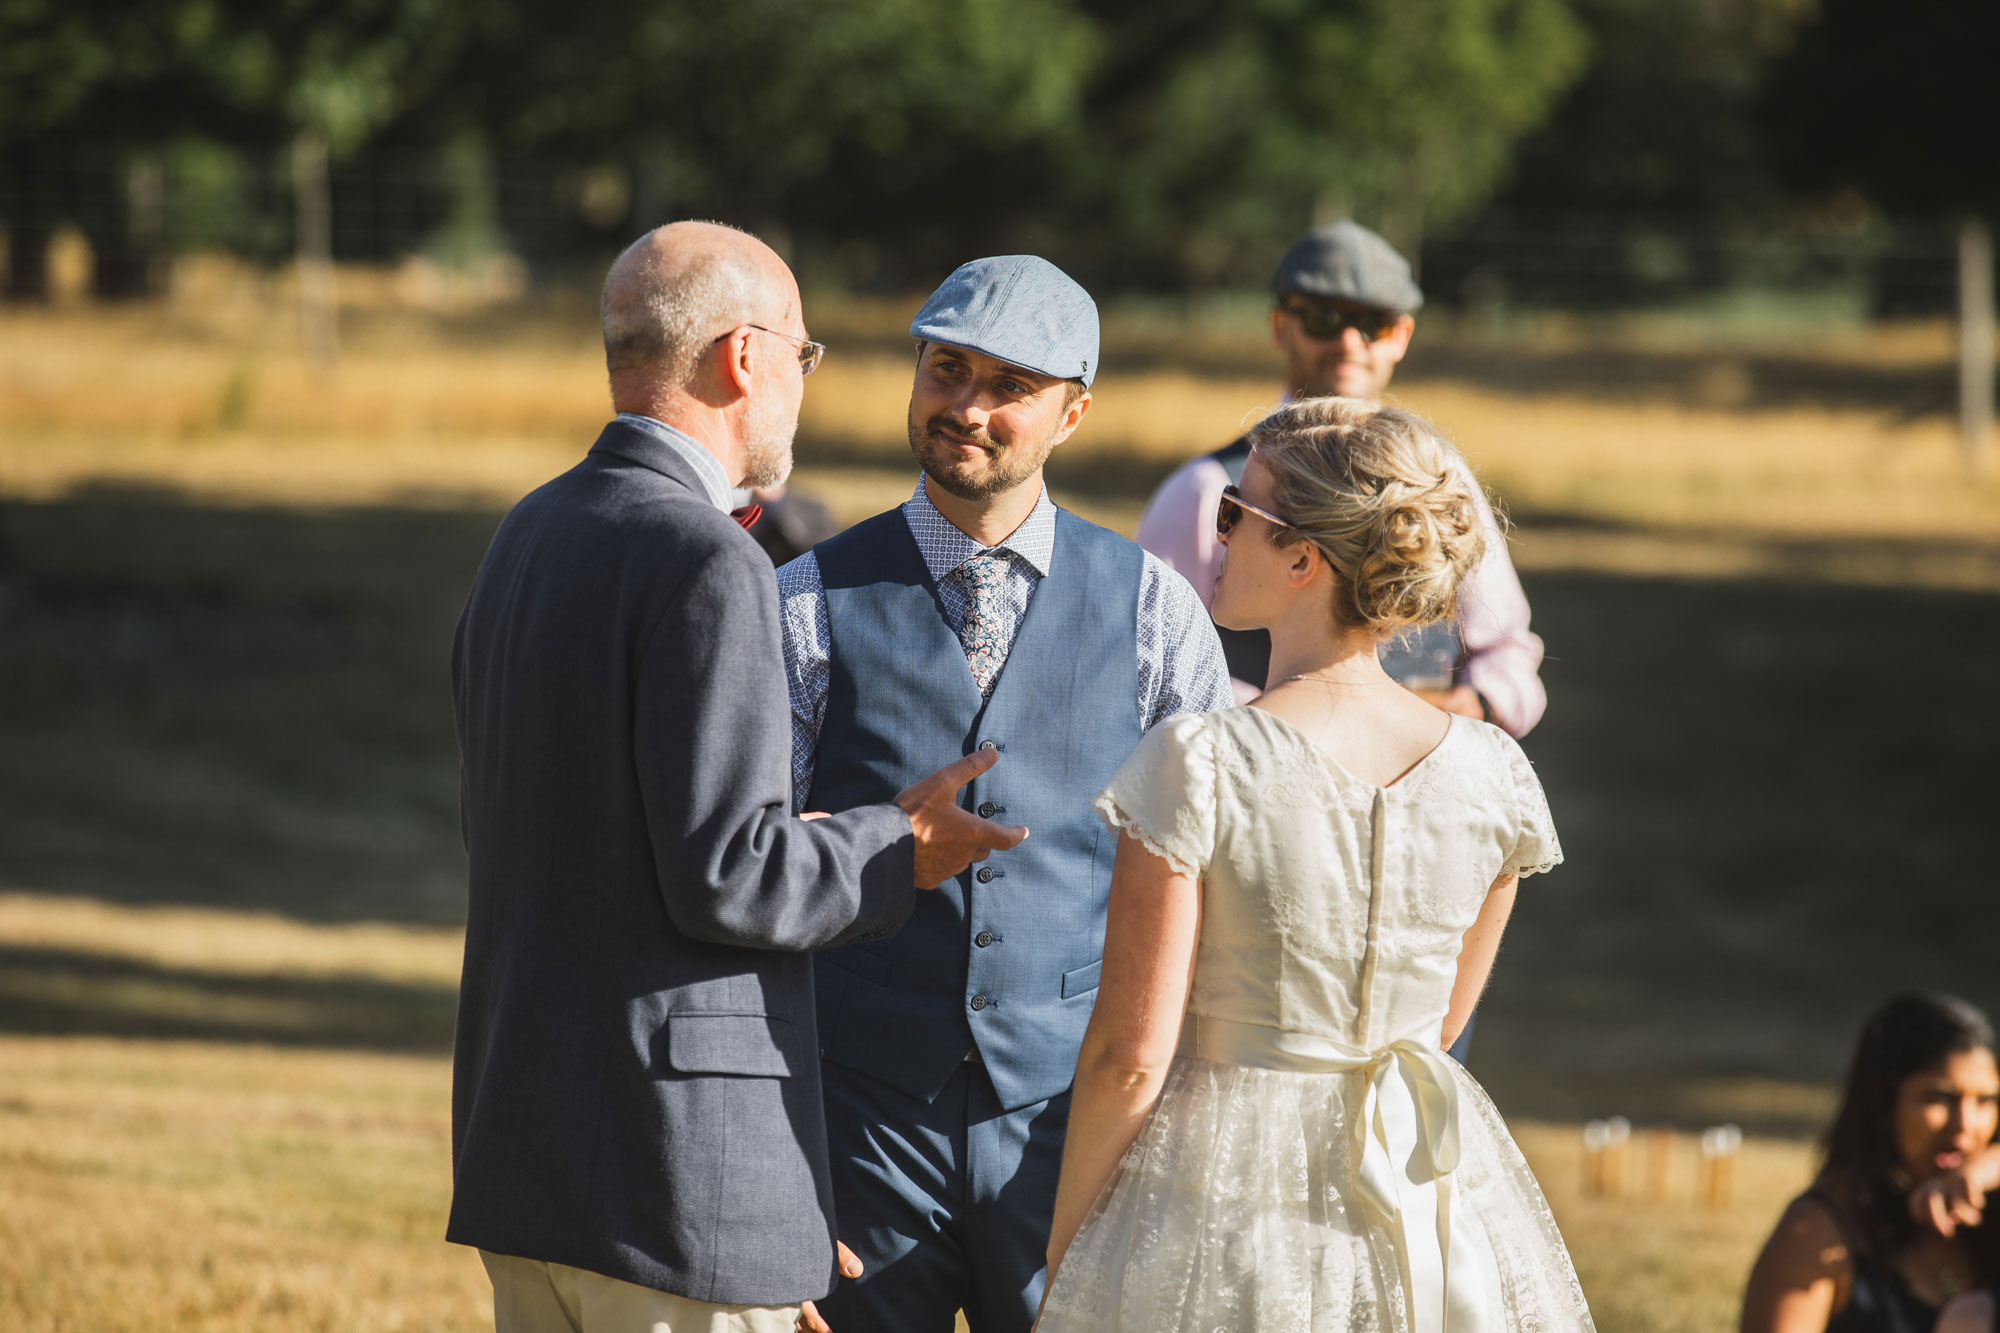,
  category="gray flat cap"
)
[909,255,1099,388]
[1271,220,1424,313]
